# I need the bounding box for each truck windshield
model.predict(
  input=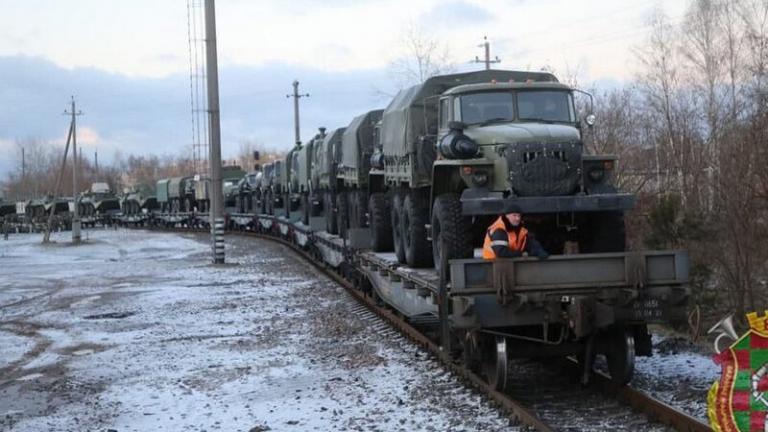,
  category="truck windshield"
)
[460,92,515,124]
[517,90,574,123]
